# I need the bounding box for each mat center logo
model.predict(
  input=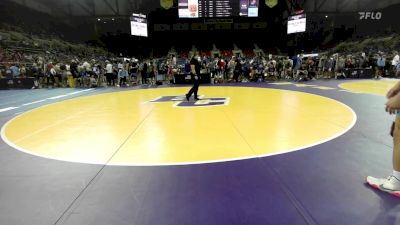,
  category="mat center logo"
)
[150,96,230,108]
